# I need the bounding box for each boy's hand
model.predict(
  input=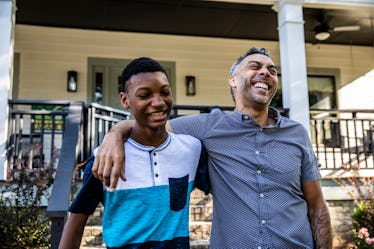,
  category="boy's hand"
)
[92,131,126,191]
